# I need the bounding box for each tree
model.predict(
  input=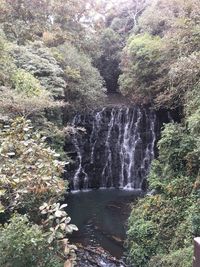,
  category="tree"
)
[0,118,78,266]
[119,33,165,103]
[0,0,102,48]
[119,0,200,107]
[125,1,200,266]
[52,42,106,110]
[10,42,66,99]
[0,118,65,213]
[95,28,122,93]
[0,0,49,44]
